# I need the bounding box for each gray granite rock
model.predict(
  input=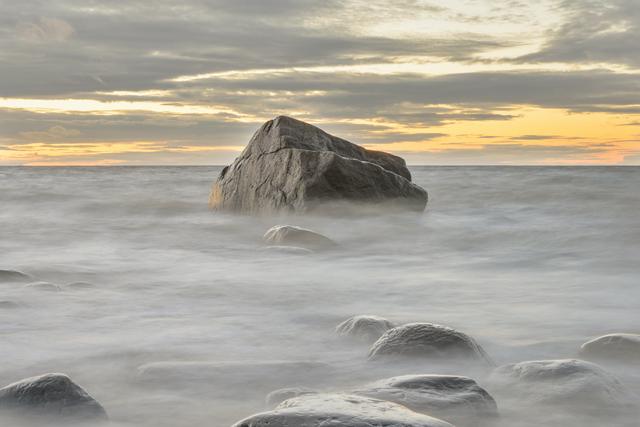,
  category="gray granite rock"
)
[232,393,453,427]
[336,315,395,343]
[263,225,336,250]
[353,374,498,421]
[488,359,636,409]
[580,333,640,362]
[210,116,427,214]
[0,373,107,421]
[265,387,317,407]
[368,322,493,365]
